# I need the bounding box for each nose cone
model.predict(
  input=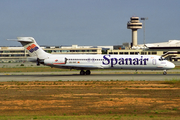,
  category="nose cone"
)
[167,62,175,69]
